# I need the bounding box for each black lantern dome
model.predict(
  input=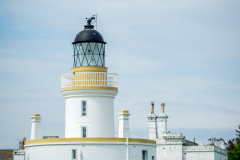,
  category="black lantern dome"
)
[72,17,106,67]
